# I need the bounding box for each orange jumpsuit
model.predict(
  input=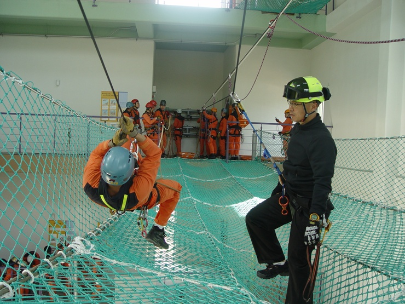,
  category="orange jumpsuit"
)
[278,117,293,134]
[153,109,170,155]
[218,116,228,157]
[83,137,182,226]
[173,115,185,154]
[123,108,140,127]
[278,117,292,156]
[196,114,208,157]
[228,112,241,156]
[142,112,160,147]
[202,111,218,156]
